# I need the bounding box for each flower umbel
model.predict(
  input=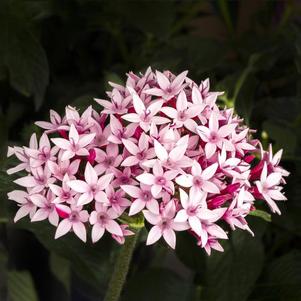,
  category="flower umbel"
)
[7,67,289,252]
